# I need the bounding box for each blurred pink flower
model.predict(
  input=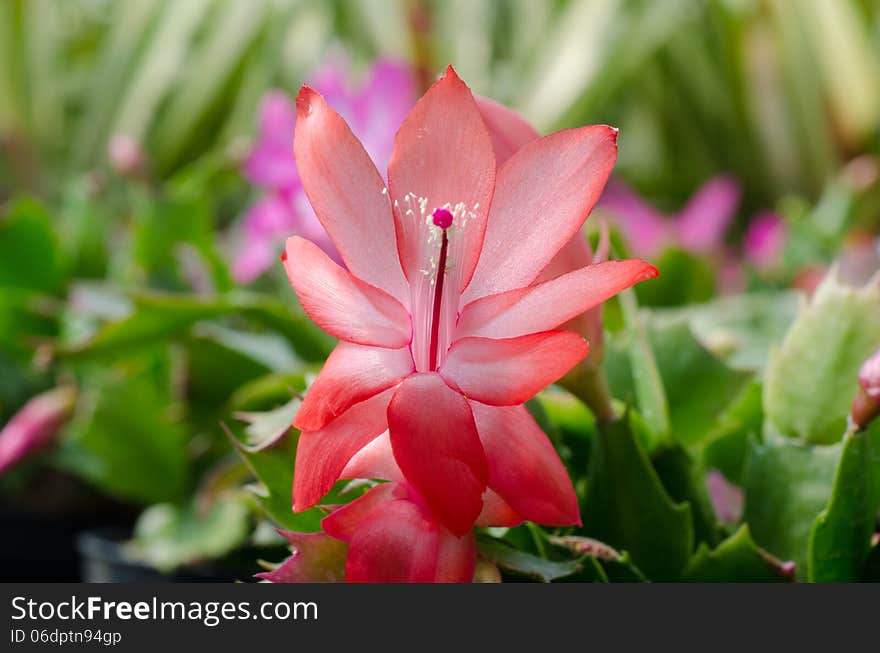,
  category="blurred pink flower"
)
[852,346,880,429]
[0,387,76,474]
[232,59,416,283]
[706,469,744,525]
[744,211,786,271]
[600,176,741,258]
